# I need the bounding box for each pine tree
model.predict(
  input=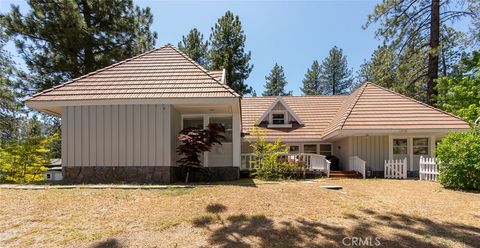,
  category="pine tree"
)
[263,63,291,96]
[301,60,322,95]
[209,11,253,95]
[0,28,22,141]
[319,46,353,95]
[1,0,157,92]
[364,0,479,104]
[178,28,209,67]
